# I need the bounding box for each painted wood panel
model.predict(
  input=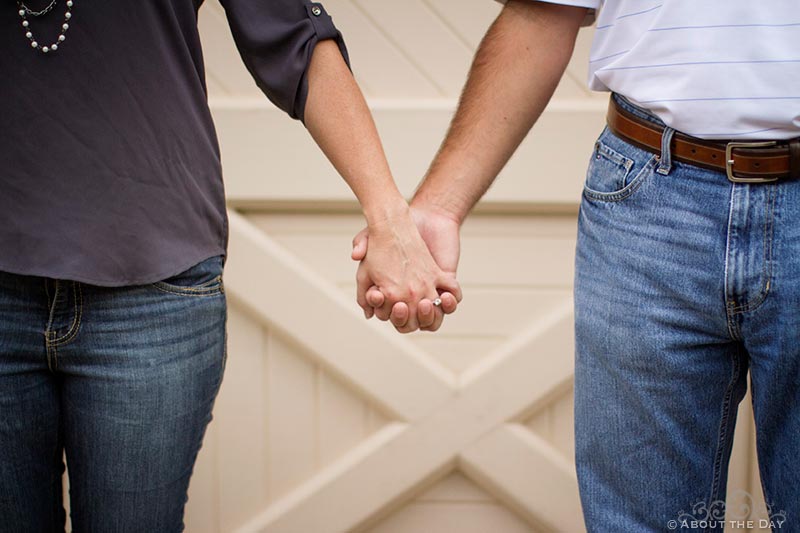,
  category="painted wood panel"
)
[182,0,767,530]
